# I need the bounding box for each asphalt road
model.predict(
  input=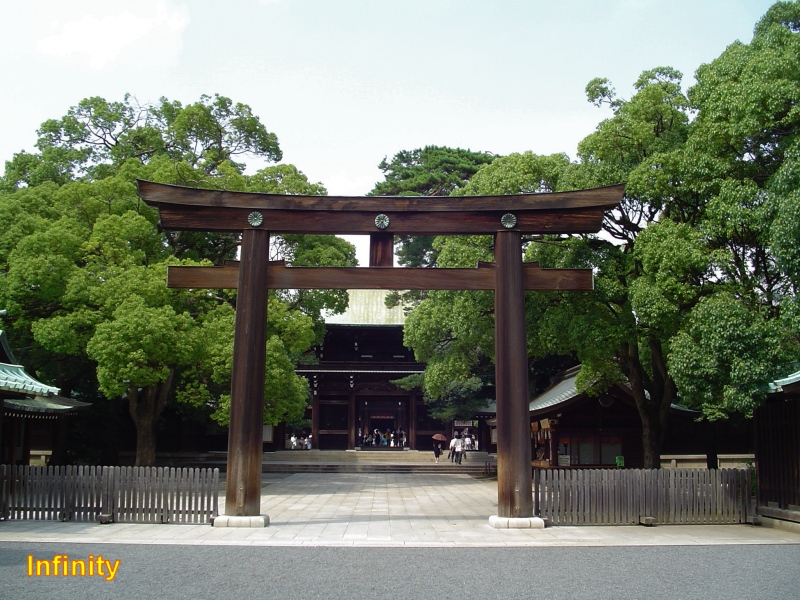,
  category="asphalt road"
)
[1,542,798,600]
